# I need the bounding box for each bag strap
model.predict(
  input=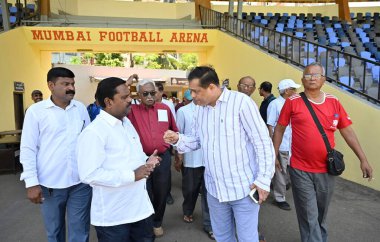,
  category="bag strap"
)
[300,92,333,154]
